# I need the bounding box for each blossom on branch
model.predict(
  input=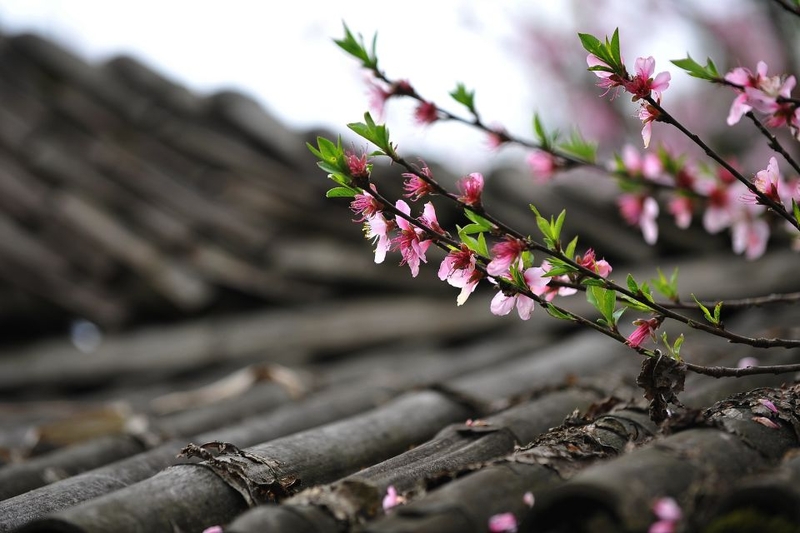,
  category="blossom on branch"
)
[392,200,433,277]
[527,150,557,183]
[744,156,785,207]
[414,101,439,125]
[637,100,662,149]
[457,172,485,207]
[618,194,659,244]
[627,317,661,348]
[350,188,383,222]
[364,213,393,264]
[402,164,435,201]
[490,266,550,321]
[438,246,482,305]
[624,56,671,101]
[486,237,527,277]
[725,61,797,127]
[587,54,625,99]
[576,248,612,278]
